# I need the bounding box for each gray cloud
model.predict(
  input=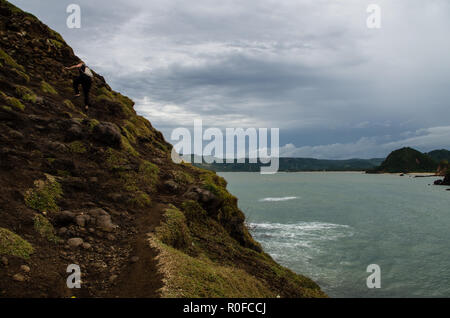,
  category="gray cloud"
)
[10,0,450,158]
